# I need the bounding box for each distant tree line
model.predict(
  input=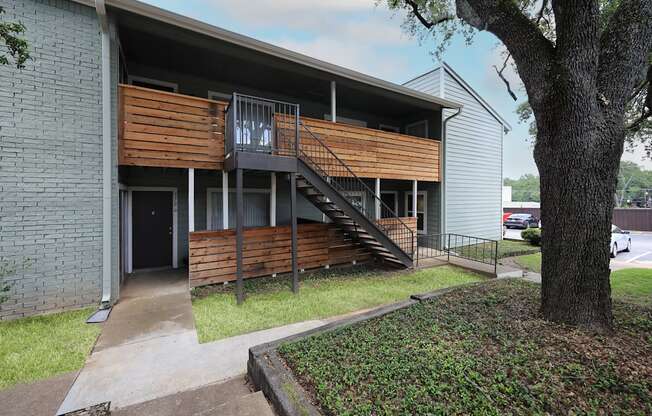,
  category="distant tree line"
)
[504,161,652,207]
